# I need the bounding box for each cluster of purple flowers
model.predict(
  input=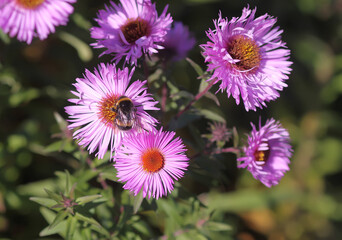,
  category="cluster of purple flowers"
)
[0,0,294,195]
